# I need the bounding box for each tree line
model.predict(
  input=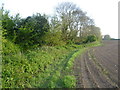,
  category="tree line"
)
[1,2,102,50]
